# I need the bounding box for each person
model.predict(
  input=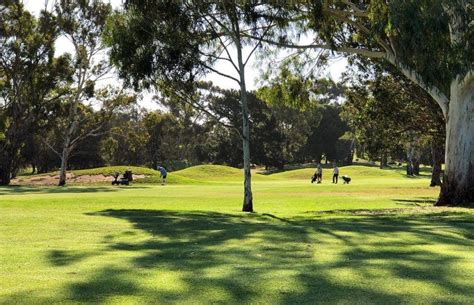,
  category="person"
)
[332,164,339,184]
[316,163,323,183]
[157,166,167,185]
